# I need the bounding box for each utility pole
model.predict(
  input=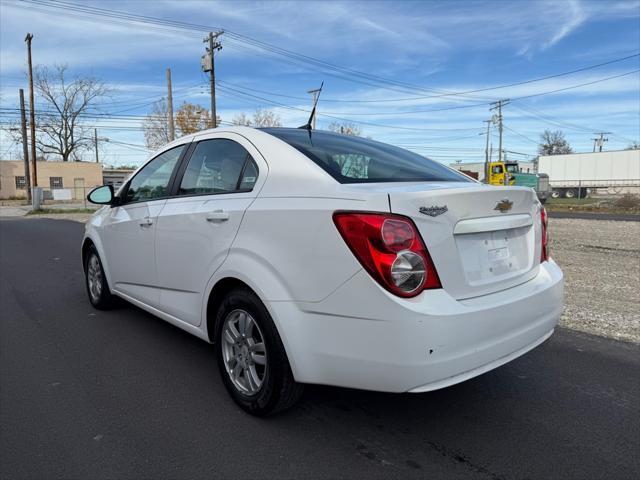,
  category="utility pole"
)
[490,99,510,186]
[307,86,322,130]
[483,119,491,183]
[591,132,610,152]
[19,89,32,202]
[202,31,223,128]
[25,33,37,186]
[166,68,175,141]
[490,99,510,164]
[94,128,99,163]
